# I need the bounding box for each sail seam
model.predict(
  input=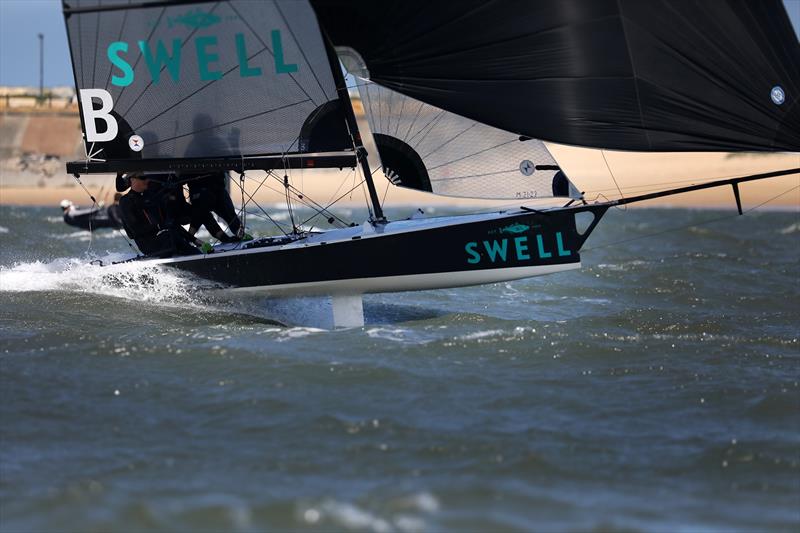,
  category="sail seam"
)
[103,7,129,91]
[116,6,168,109]
[229,1,319,107]
[273,1,328,101]
[140,99,311,145]
[120,3,219,117]
[421,122,478,159]
[91,10,100,88]
[615,0,652,150]
[425,139,516,170]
